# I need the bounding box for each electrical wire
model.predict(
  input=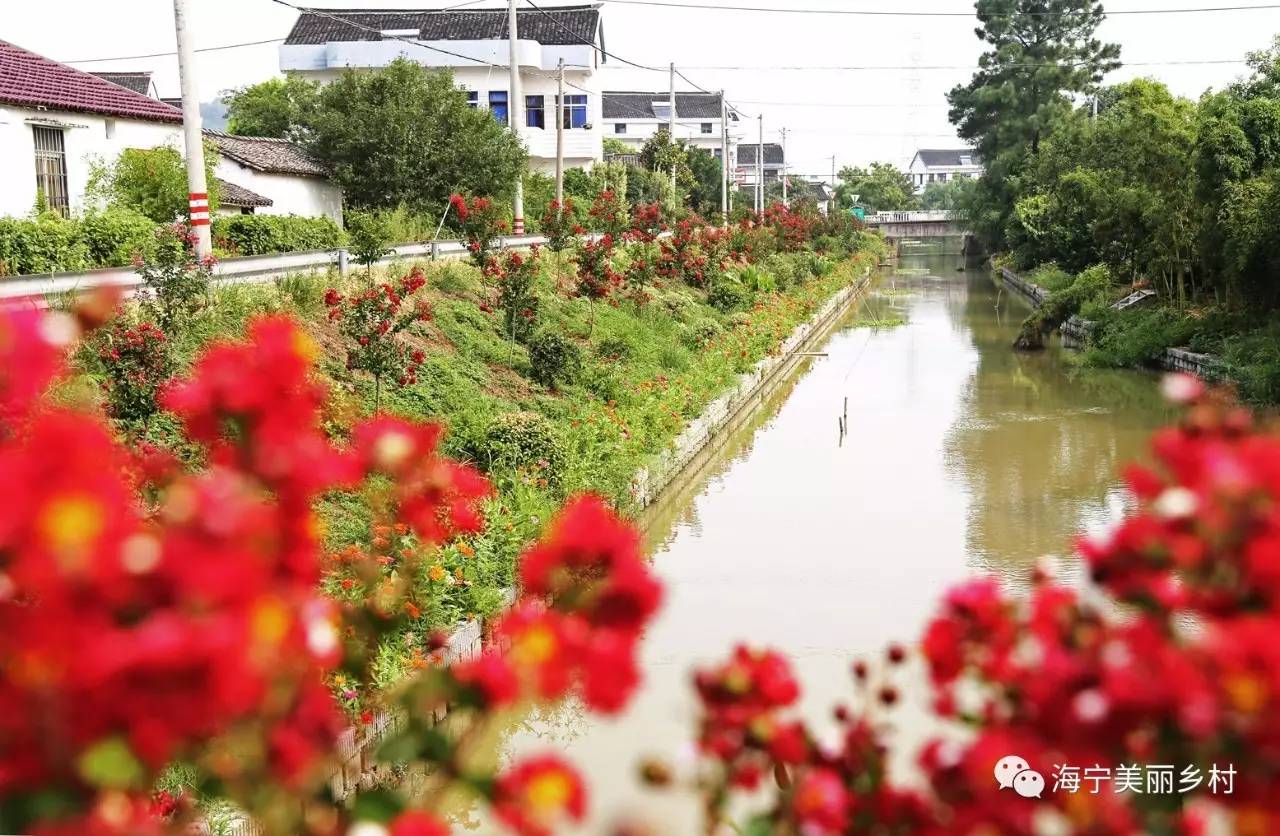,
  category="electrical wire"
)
[598,0,1280,17]
[62,37,286,64]
[680,58,1250,71]
[522,0,664,71]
